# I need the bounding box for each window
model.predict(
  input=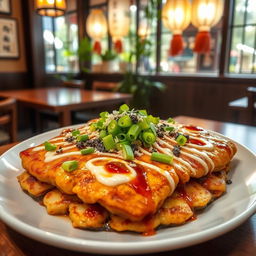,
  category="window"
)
[229,0,256,74]
[42,0,79,73]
